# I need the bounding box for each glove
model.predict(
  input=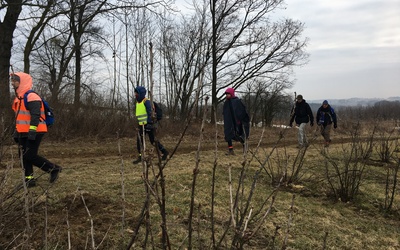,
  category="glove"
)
[13,131,19,143]
[28,129,37,141]
[334,124,337,129]
[144,123,153,132]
